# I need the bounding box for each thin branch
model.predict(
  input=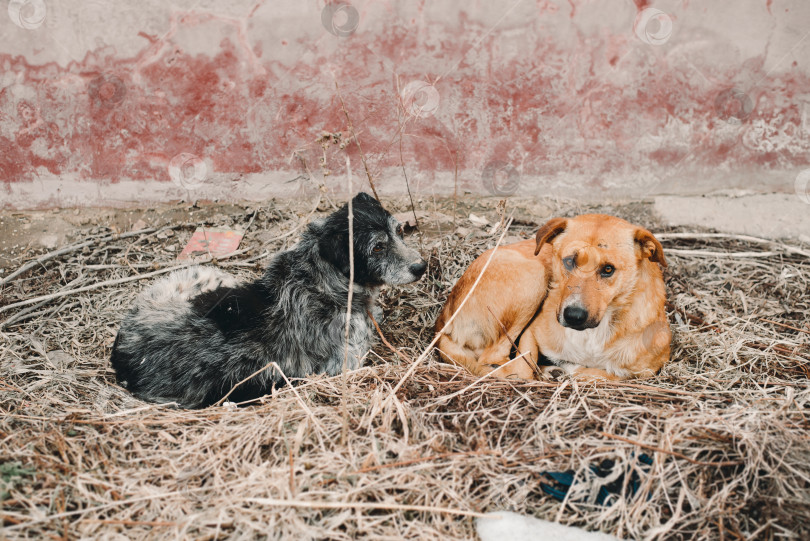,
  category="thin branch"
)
[319,449,498,486]
[601,432,744,467]
[657,232,810,259]
[666,249,781,258]
[453,149,459,232]
[246,498,485,517]
[432,351,535,406]
[0,227,162,287]
[333,77,379,201]
[759,318,810,336]
[213,362,325,434]
[368,310,412,364]
[0,248,251,316]
[257,193,322,246]
[0,300,78,331]
[214,361,275,407]
[395,93,420,232]
[386,216,515,400]
[486,306,541,380]
[341,156,355,445]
